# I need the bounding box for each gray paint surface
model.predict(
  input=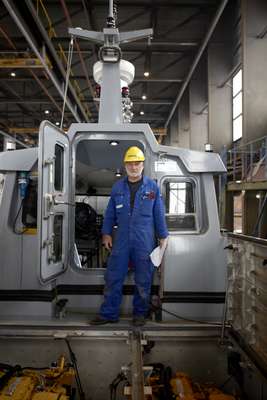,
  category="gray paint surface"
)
[68,123,226,173]
[0,148,37,171]
[243,0,267,143]
[0,121,226,323]
[208,43,233,152]
[189,59,208,152]
[177,90,190,149]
